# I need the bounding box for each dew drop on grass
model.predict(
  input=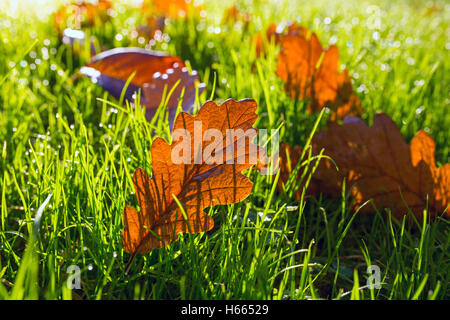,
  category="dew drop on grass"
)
[415,106,425,114]
[41,47,49,60]
[372,31,380,41]
[329,35,338,45]
[414,79,425,87]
